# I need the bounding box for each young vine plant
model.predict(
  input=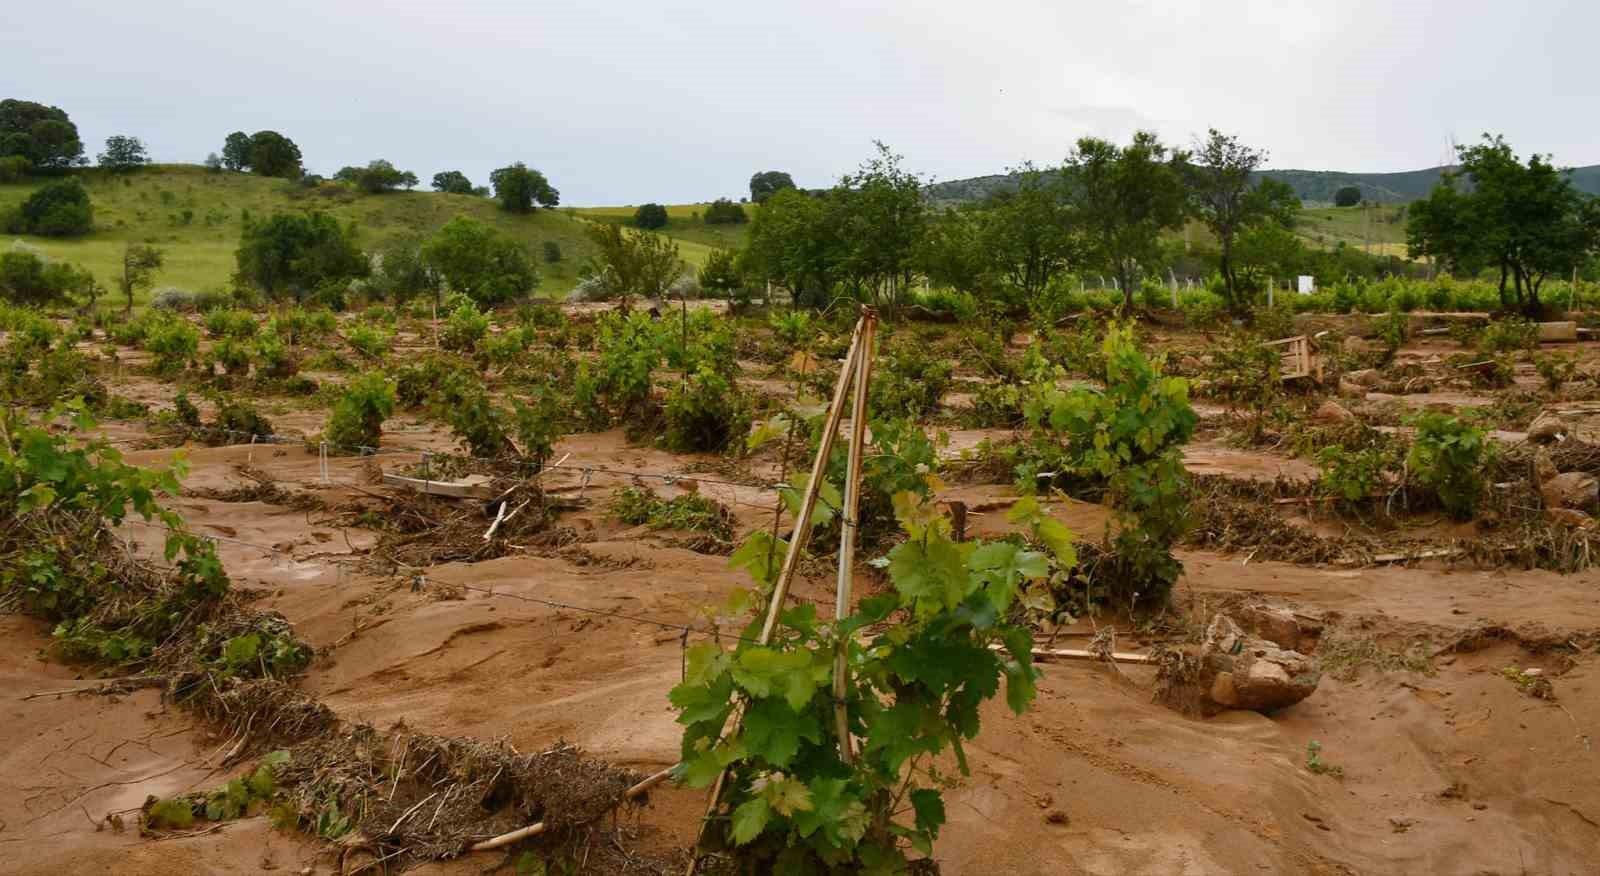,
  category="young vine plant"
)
[670,489,1074,873]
